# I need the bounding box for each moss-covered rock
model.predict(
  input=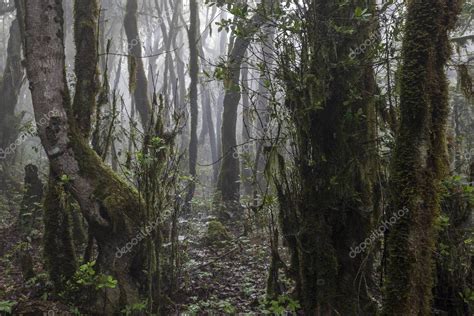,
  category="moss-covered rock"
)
[205,220,231,246]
